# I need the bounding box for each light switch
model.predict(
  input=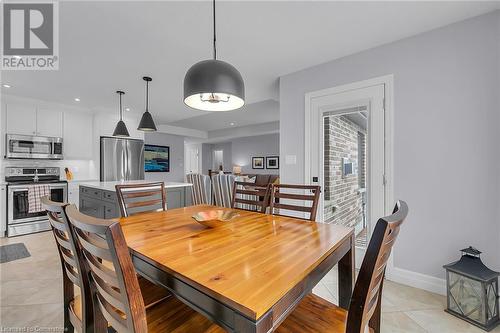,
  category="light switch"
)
[285,155,297,165]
